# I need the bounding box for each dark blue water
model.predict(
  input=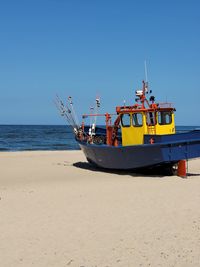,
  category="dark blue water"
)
[0,125,199,152]
[0,125,80,151]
